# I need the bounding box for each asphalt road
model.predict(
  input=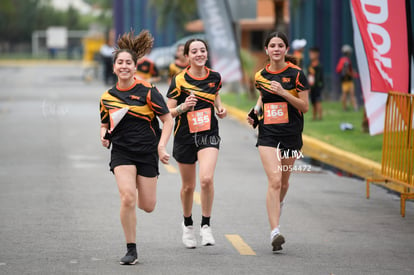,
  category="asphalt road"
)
[0,62,413,275]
